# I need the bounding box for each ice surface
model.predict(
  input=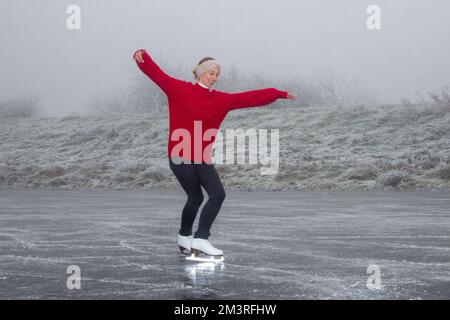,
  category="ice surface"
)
[0,189,449,299]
